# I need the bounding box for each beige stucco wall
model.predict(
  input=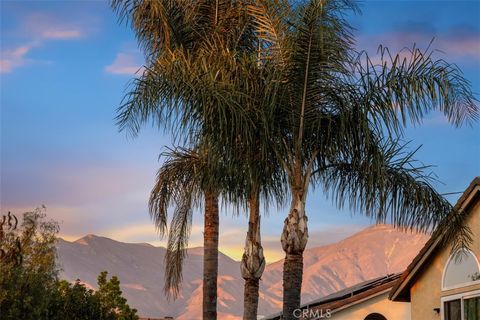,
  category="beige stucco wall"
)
[329,291,411,320]
[410,197,480,320]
